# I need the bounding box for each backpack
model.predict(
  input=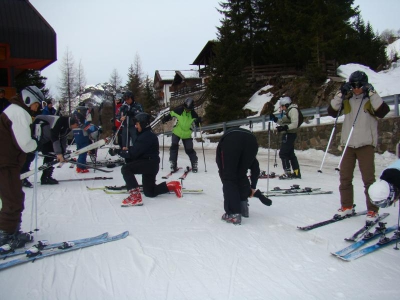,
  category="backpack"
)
[287,107,304,128]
